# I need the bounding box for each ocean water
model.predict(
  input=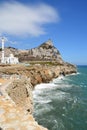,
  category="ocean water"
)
[33,66,87,130]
